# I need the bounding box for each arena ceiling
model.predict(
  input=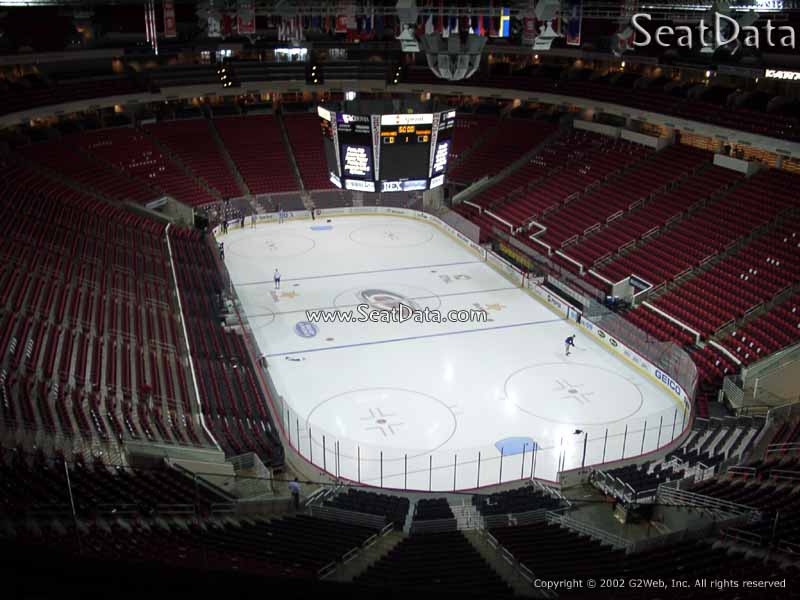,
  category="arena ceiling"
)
[0,0,798,18]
